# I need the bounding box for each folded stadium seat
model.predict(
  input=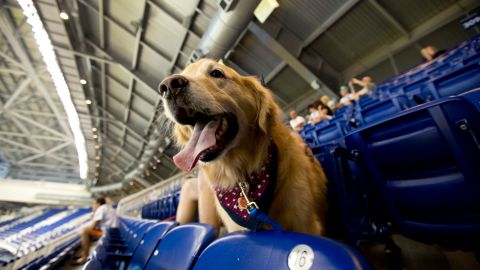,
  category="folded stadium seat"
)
[354,95,408,126]
[428,62,480,98]
[426,62,453,77]
[166,194,174,218]
[312,120,346,148]
[192,230,371,270]
[300,130,317,148]
[95,221,154,257]
[400,77,433,105]
[143,224,217,270]
[344,89,480,248]
[383,83,407,97]
[85,221,177,270]
[462,51,480,66]
[357,95,379,109]
[173,190,181,215]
